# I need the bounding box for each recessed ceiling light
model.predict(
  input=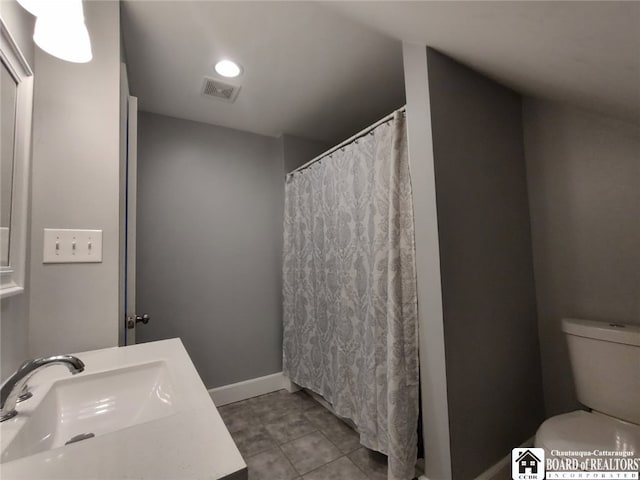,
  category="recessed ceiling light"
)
[215,59,242,78]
